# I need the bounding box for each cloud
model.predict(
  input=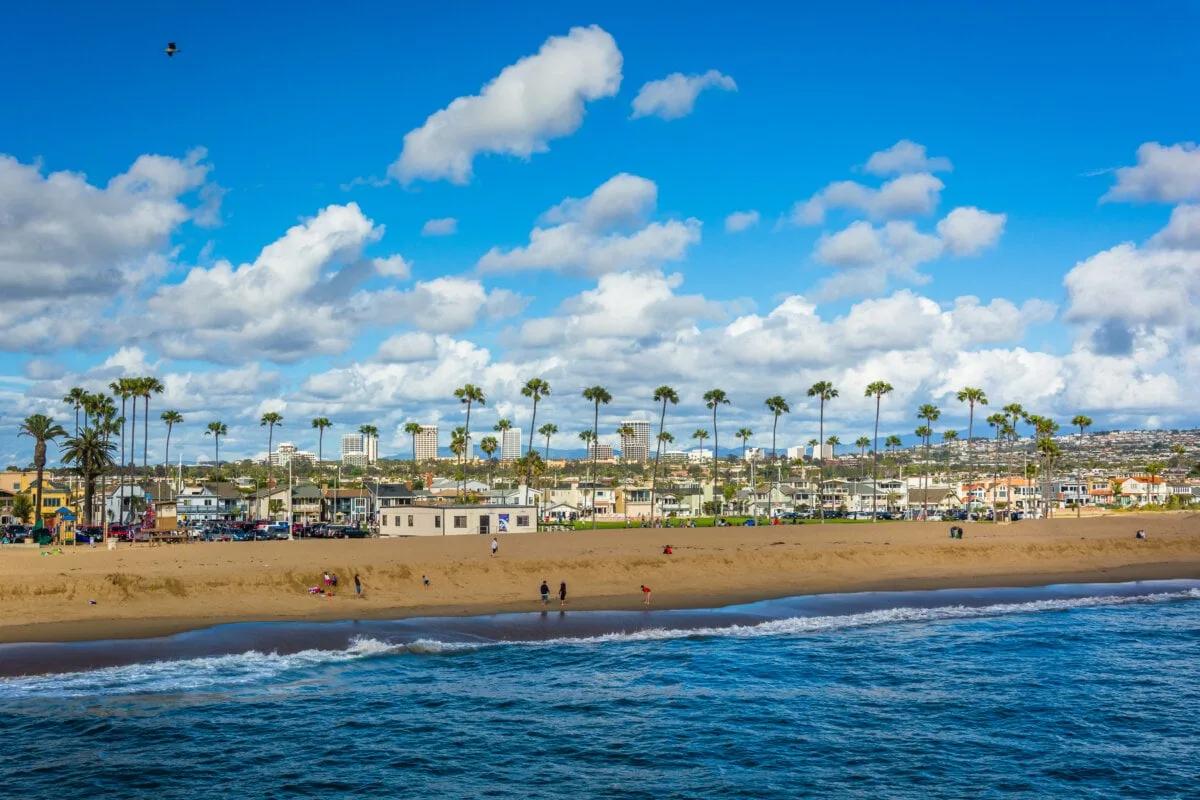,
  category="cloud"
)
[477,173,701,276]
[1149,204,1200,250]
[388,25,622,184]
[1064,242,1200,330]
[792,173,944,226]
[863,140,953,175]
[144,203,387,362]
[373,254,412,279]
[375,332,439,363]
[1103,141,1200,203]
[355,276,528,334]
[724,210,760,233]
[936,207,1007,255]
[421,217,458,236]
[630,69,737,120]
[0,149,214,351]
